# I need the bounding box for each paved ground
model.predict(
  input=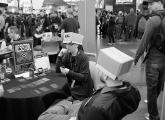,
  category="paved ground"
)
[100,37,164,120]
